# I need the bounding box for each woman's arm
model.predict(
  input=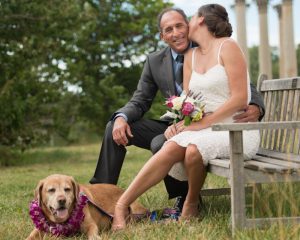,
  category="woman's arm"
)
[186,40,248,131]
